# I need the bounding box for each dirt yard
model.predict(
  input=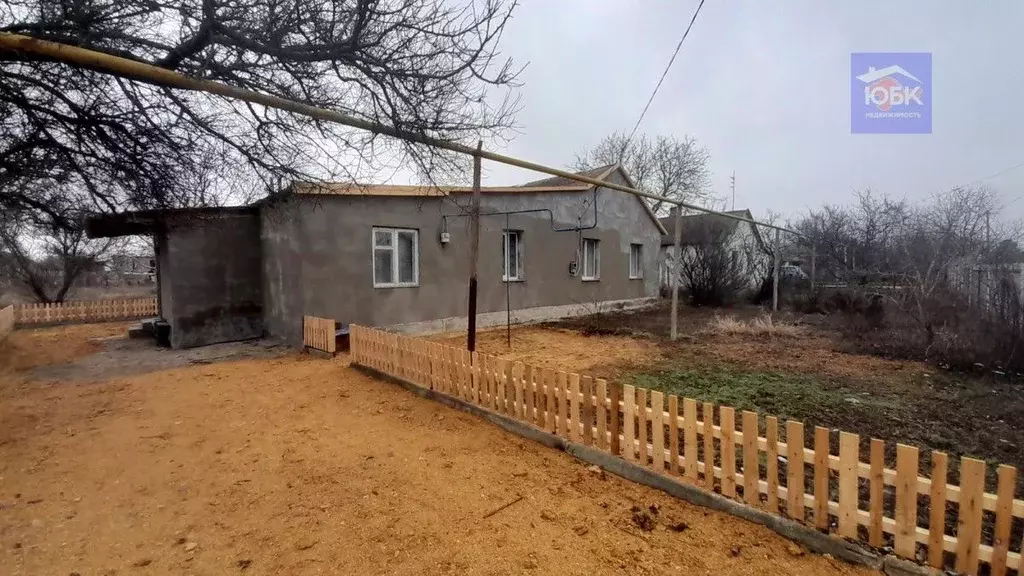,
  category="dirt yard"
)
[0,324,872,575]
